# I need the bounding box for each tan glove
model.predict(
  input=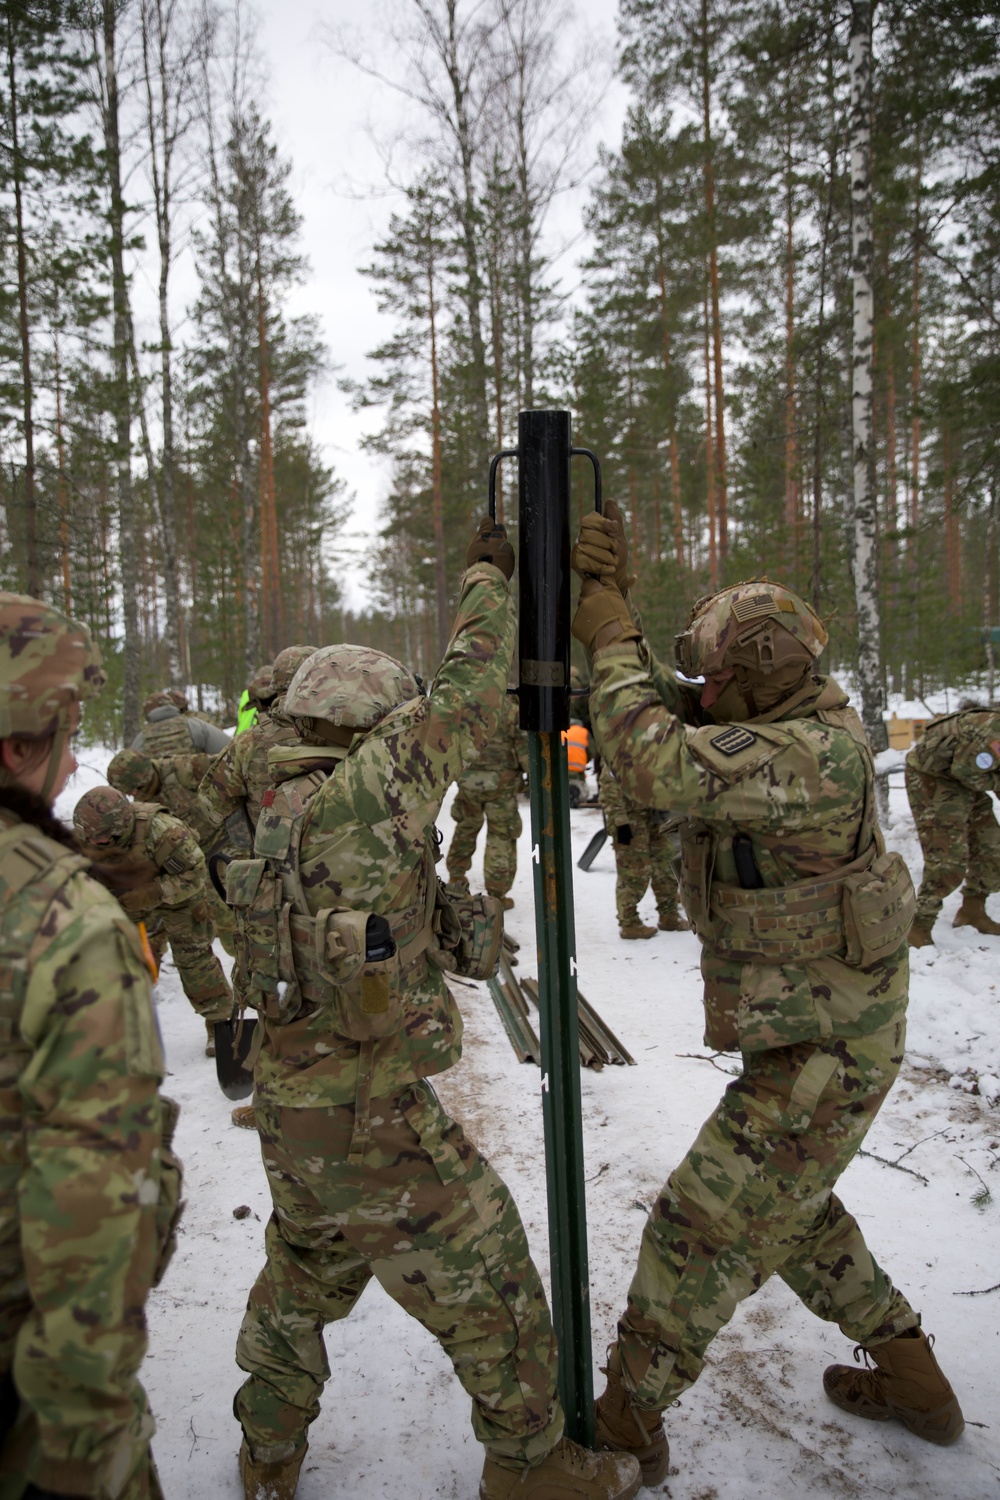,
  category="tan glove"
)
[466,515,515,580]
[571,579,641,654]
[570,500,634,593]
